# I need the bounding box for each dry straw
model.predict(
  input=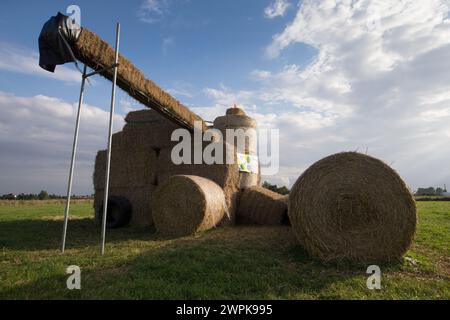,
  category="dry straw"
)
[225,107,246,116]
[123,109,181,150]
[93,125,160,226]
[237,186,289,225]
[93,109,242,227]
[156,146,240,224]
[93,132,158,189]
[152,175,228,237]
[72,28,207,131]
[213,115,257,133]
[212,107,260,189]
[288,152,417,263]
